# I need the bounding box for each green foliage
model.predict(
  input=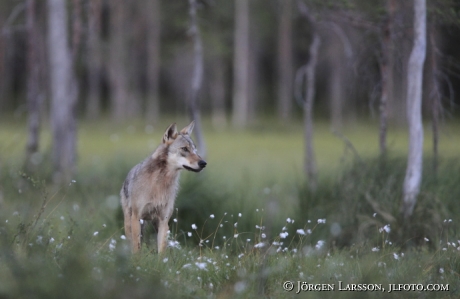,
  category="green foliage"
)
[297,156,460,250]
[1,120,460,297]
